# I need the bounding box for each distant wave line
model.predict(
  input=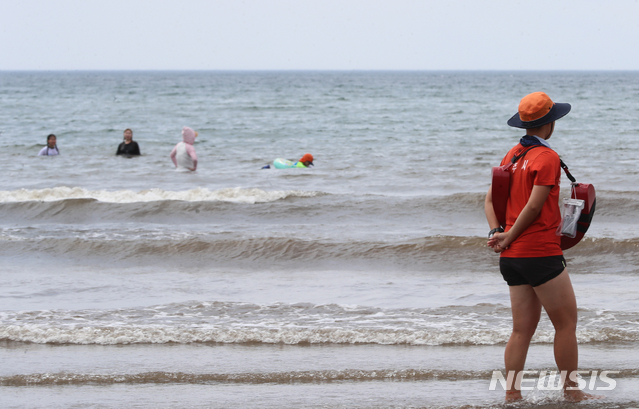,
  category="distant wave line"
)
[1,235,638,262]
[0,187,322,204]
